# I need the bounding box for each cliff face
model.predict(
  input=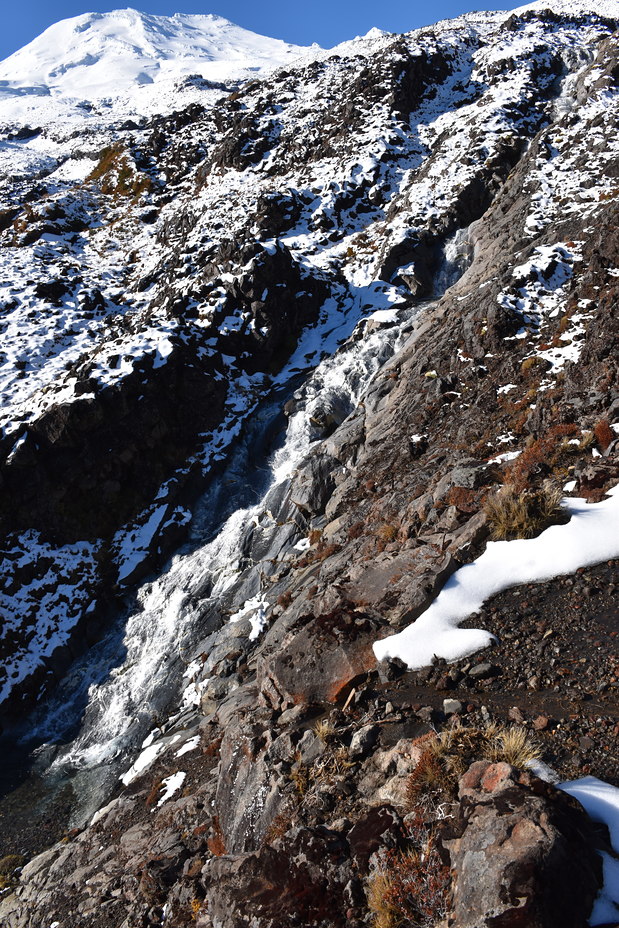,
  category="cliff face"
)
[1,4,619,927]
